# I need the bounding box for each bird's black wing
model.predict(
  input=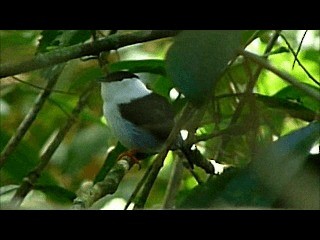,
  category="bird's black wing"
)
[119,93,175,141]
